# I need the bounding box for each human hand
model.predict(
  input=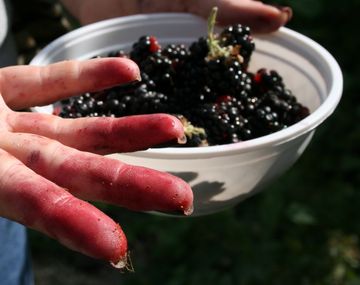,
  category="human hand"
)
[0,58,193,268]
[60,0,292,33]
